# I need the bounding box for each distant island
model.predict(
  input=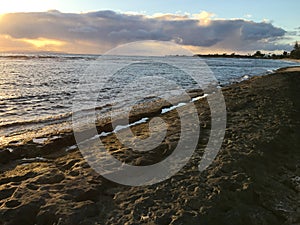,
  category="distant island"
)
[195,41,300,60]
